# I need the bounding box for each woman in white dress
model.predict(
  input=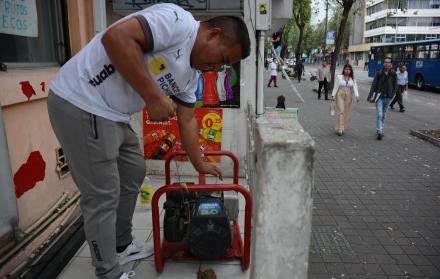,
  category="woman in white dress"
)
[331,64,360,136]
